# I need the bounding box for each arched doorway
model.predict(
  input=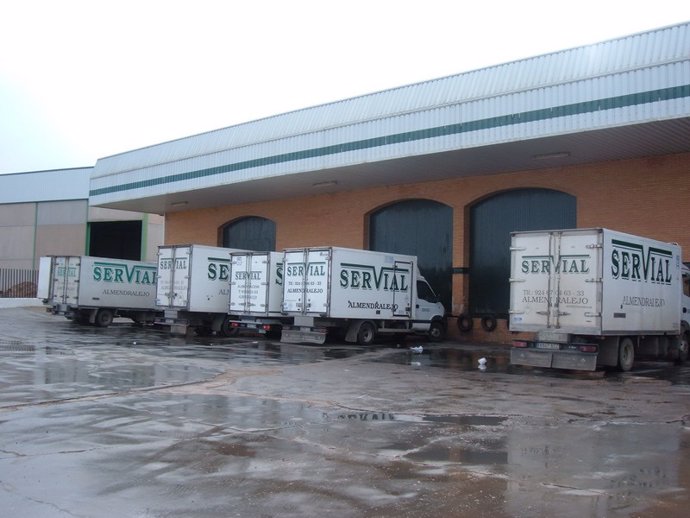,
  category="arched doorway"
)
[469,188,576,317]
[220,216,276,251]
[369,199,453,311]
